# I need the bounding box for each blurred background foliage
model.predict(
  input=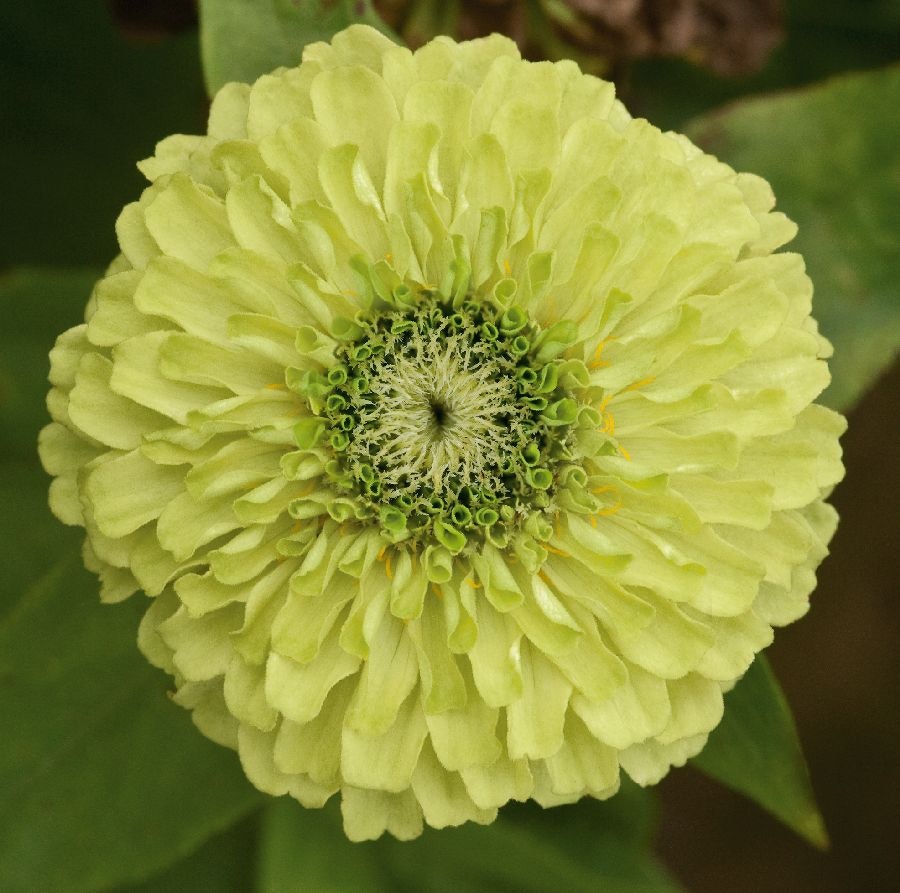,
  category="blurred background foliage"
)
[1,1,897,891]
